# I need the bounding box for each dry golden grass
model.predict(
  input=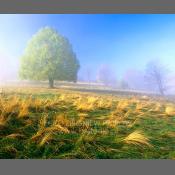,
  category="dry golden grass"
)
[1,97,19,114]
[39,115,47,130]
[116,100,130,111]
[76,131,96,145]
[104,112,121,128]
[59,94,67,101]
[0,115,7,126]
[32,114,70,142]
[18,100,30,118]
[1,87,175,159]
[97,98,113,109]
[165,104,175,116]
[6,133,25,139]
[87,96,98,104]
[31,115,48,141]
[135,102,146,111]
[75,97,95,111]
[77,113,88,124]
[105,120,120,128]
[127,118,140,128]
[52,114,71,127]
[154,103,162,112]
[123,130,152,148]
[39,132,53,146]
[73,95,114,111]
[165,131,175,137]
[48,115,70,134]
[32,99,44,111]
[46,124,70,134]
[31,130,45,141]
